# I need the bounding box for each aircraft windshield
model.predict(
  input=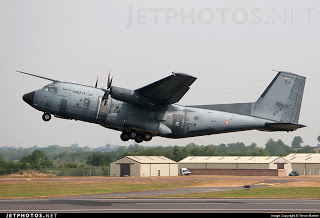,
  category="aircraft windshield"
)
[42,85,57,93]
